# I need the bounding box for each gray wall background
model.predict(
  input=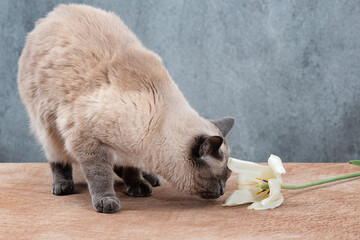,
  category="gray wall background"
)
[1,0,360,163]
